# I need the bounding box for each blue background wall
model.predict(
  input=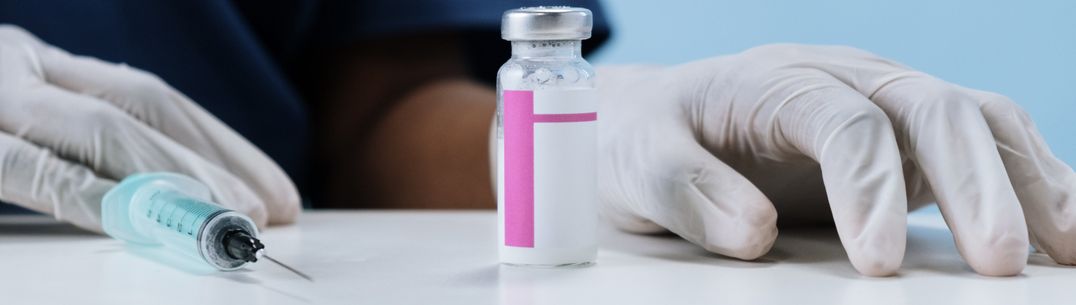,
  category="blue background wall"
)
[591,0,1075,166]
